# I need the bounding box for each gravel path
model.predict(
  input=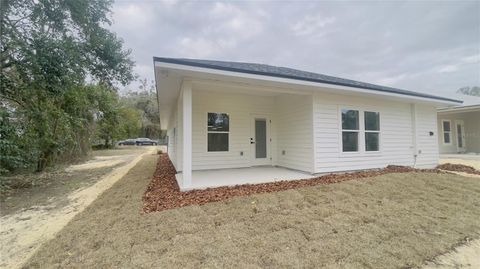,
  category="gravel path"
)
[0,147,157,269]
[439,156,480,170]
[423,238,480,269]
